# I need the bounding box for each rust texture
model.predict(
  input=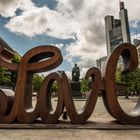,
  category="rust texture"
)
[0,43,139,124]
